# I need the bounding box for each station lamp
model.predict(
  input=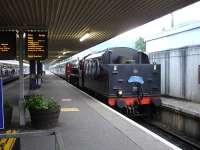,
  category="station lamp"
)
[62,51,67,55]
[80,33,90,42]
[23,32,26,39]
[62,50,72,55]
